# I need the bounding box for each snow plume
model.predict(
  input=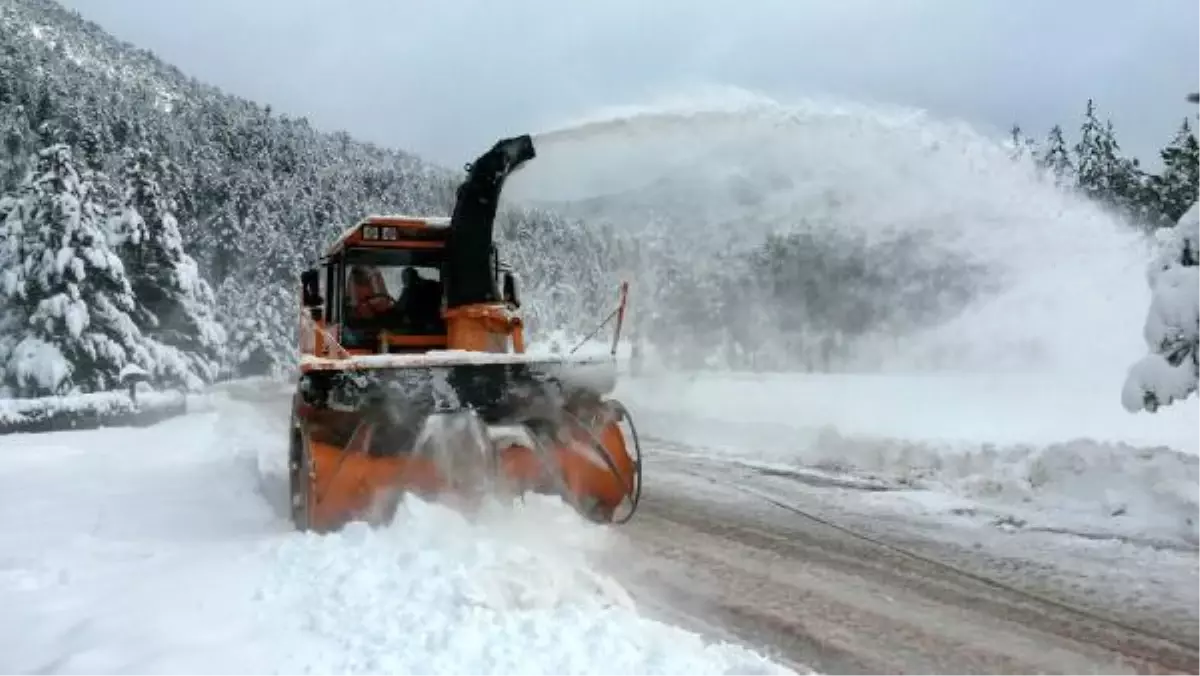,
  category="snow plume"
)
[504,87,1151,379]
[490,206,629,345]
[1123,201,1199,412]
